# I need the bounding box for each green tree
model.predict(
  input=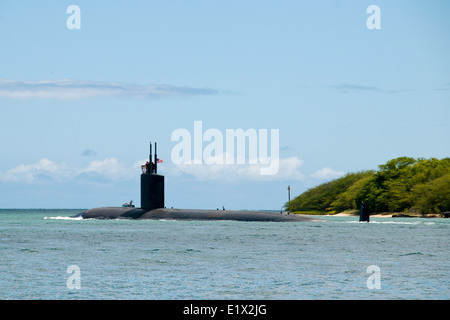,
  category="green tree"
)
[289,157,450,215]
[286,171,373,211]
[412,173,450,214]
[331,172,374,212]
